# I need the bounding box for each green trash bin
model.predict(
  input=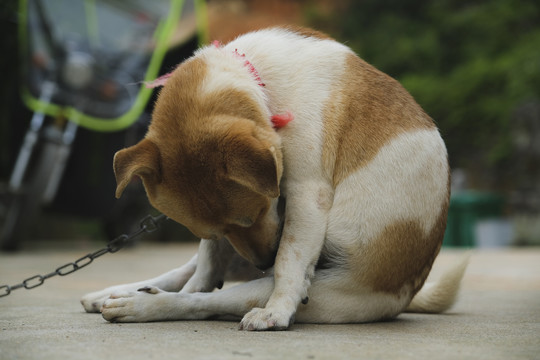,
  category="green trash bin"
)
[443,191,505,247]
